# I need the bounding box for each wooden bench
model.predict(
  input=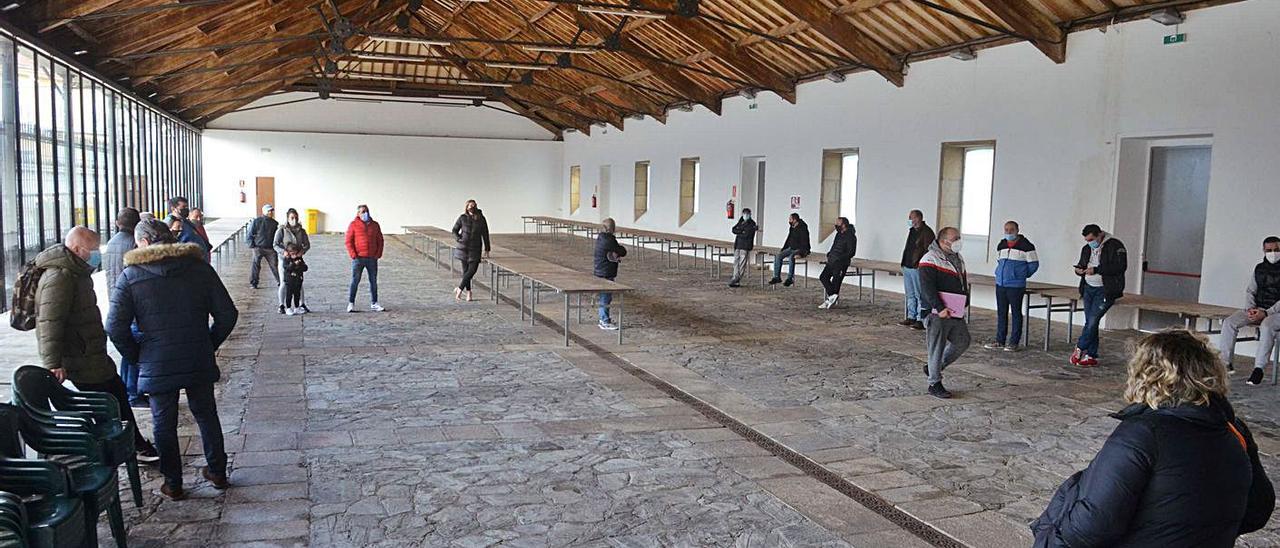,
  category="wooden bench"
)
[404,226,633,346]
